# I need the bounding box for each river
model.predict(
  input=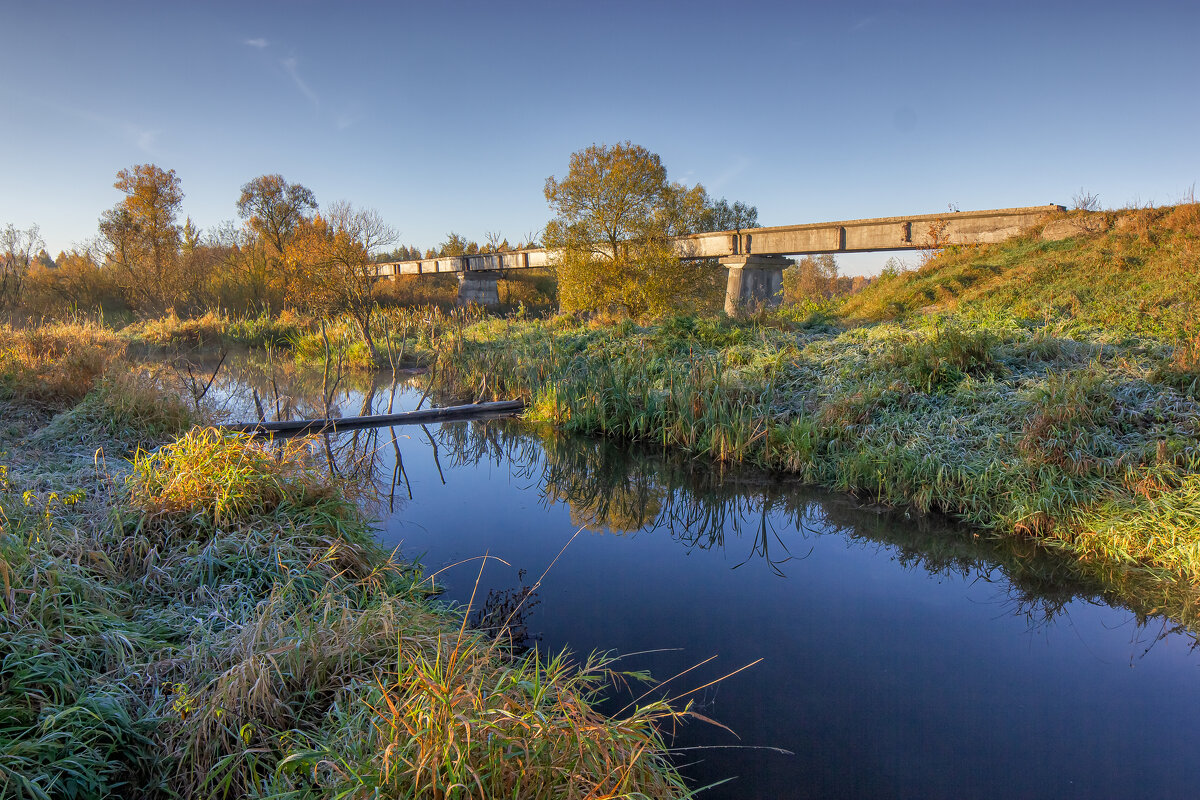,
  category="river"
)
[205,364,1200,799]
